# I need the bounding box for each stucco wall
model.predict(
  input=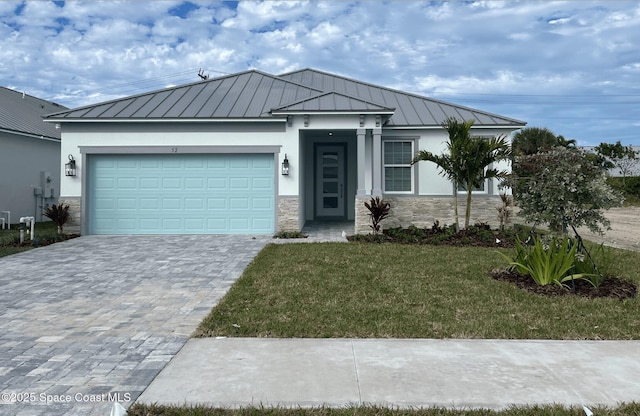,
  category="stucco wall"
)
[0,132,60,223]
[355,195,505,234]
